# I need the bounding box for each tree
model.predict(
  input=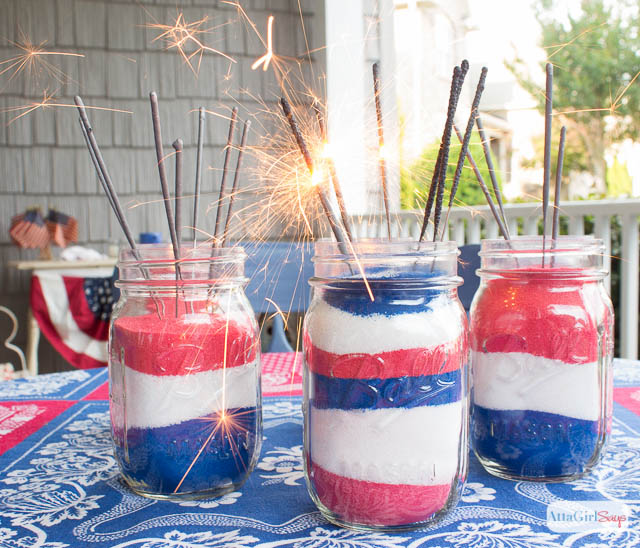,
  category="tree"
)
[507,0,640,193]
[400,134,502,209]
